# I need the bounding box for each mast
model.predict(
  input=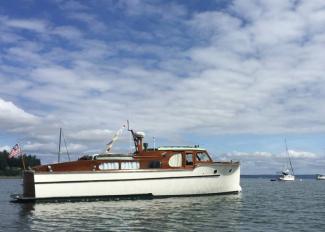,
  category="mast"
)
[58,128,62,163]
[285,138,294,175]
[62,130,71,161]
